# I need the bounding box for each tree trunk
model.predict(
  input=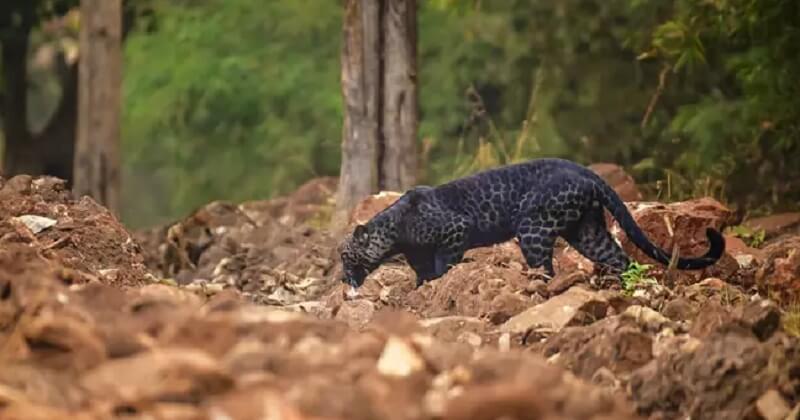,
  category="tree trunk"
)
[333,0,418,230]
[36,57,78,184]
[332,0,382,229]
[74,0,123,214]
[381,0,418,191]
[0,20,41,176]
